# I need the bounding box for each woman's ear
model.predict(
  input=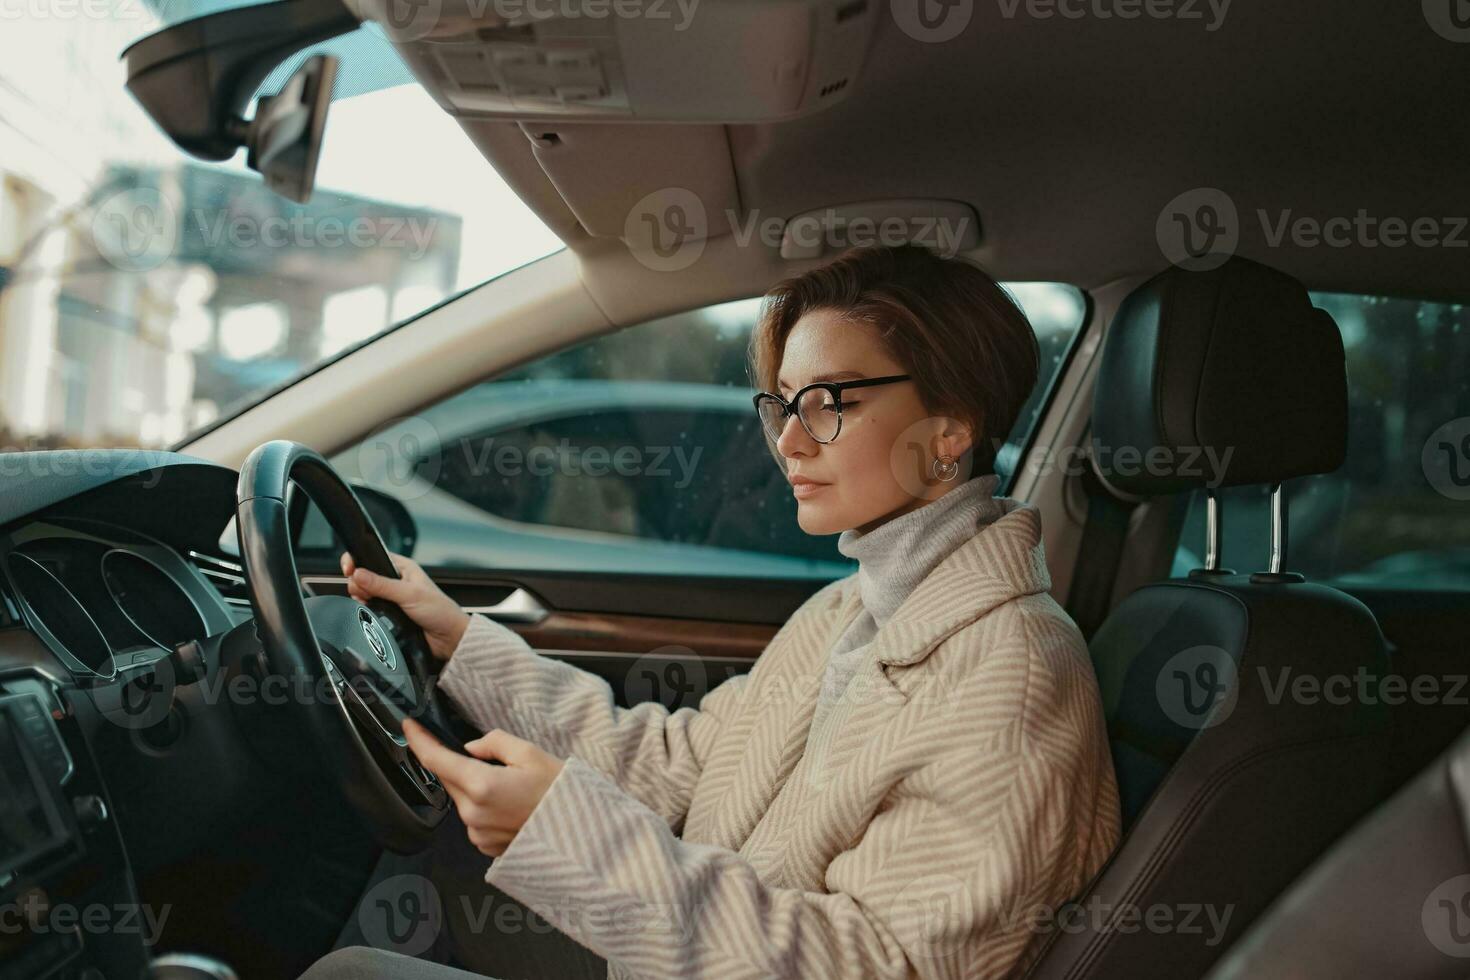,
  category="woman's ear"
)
[936,415,976,461]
